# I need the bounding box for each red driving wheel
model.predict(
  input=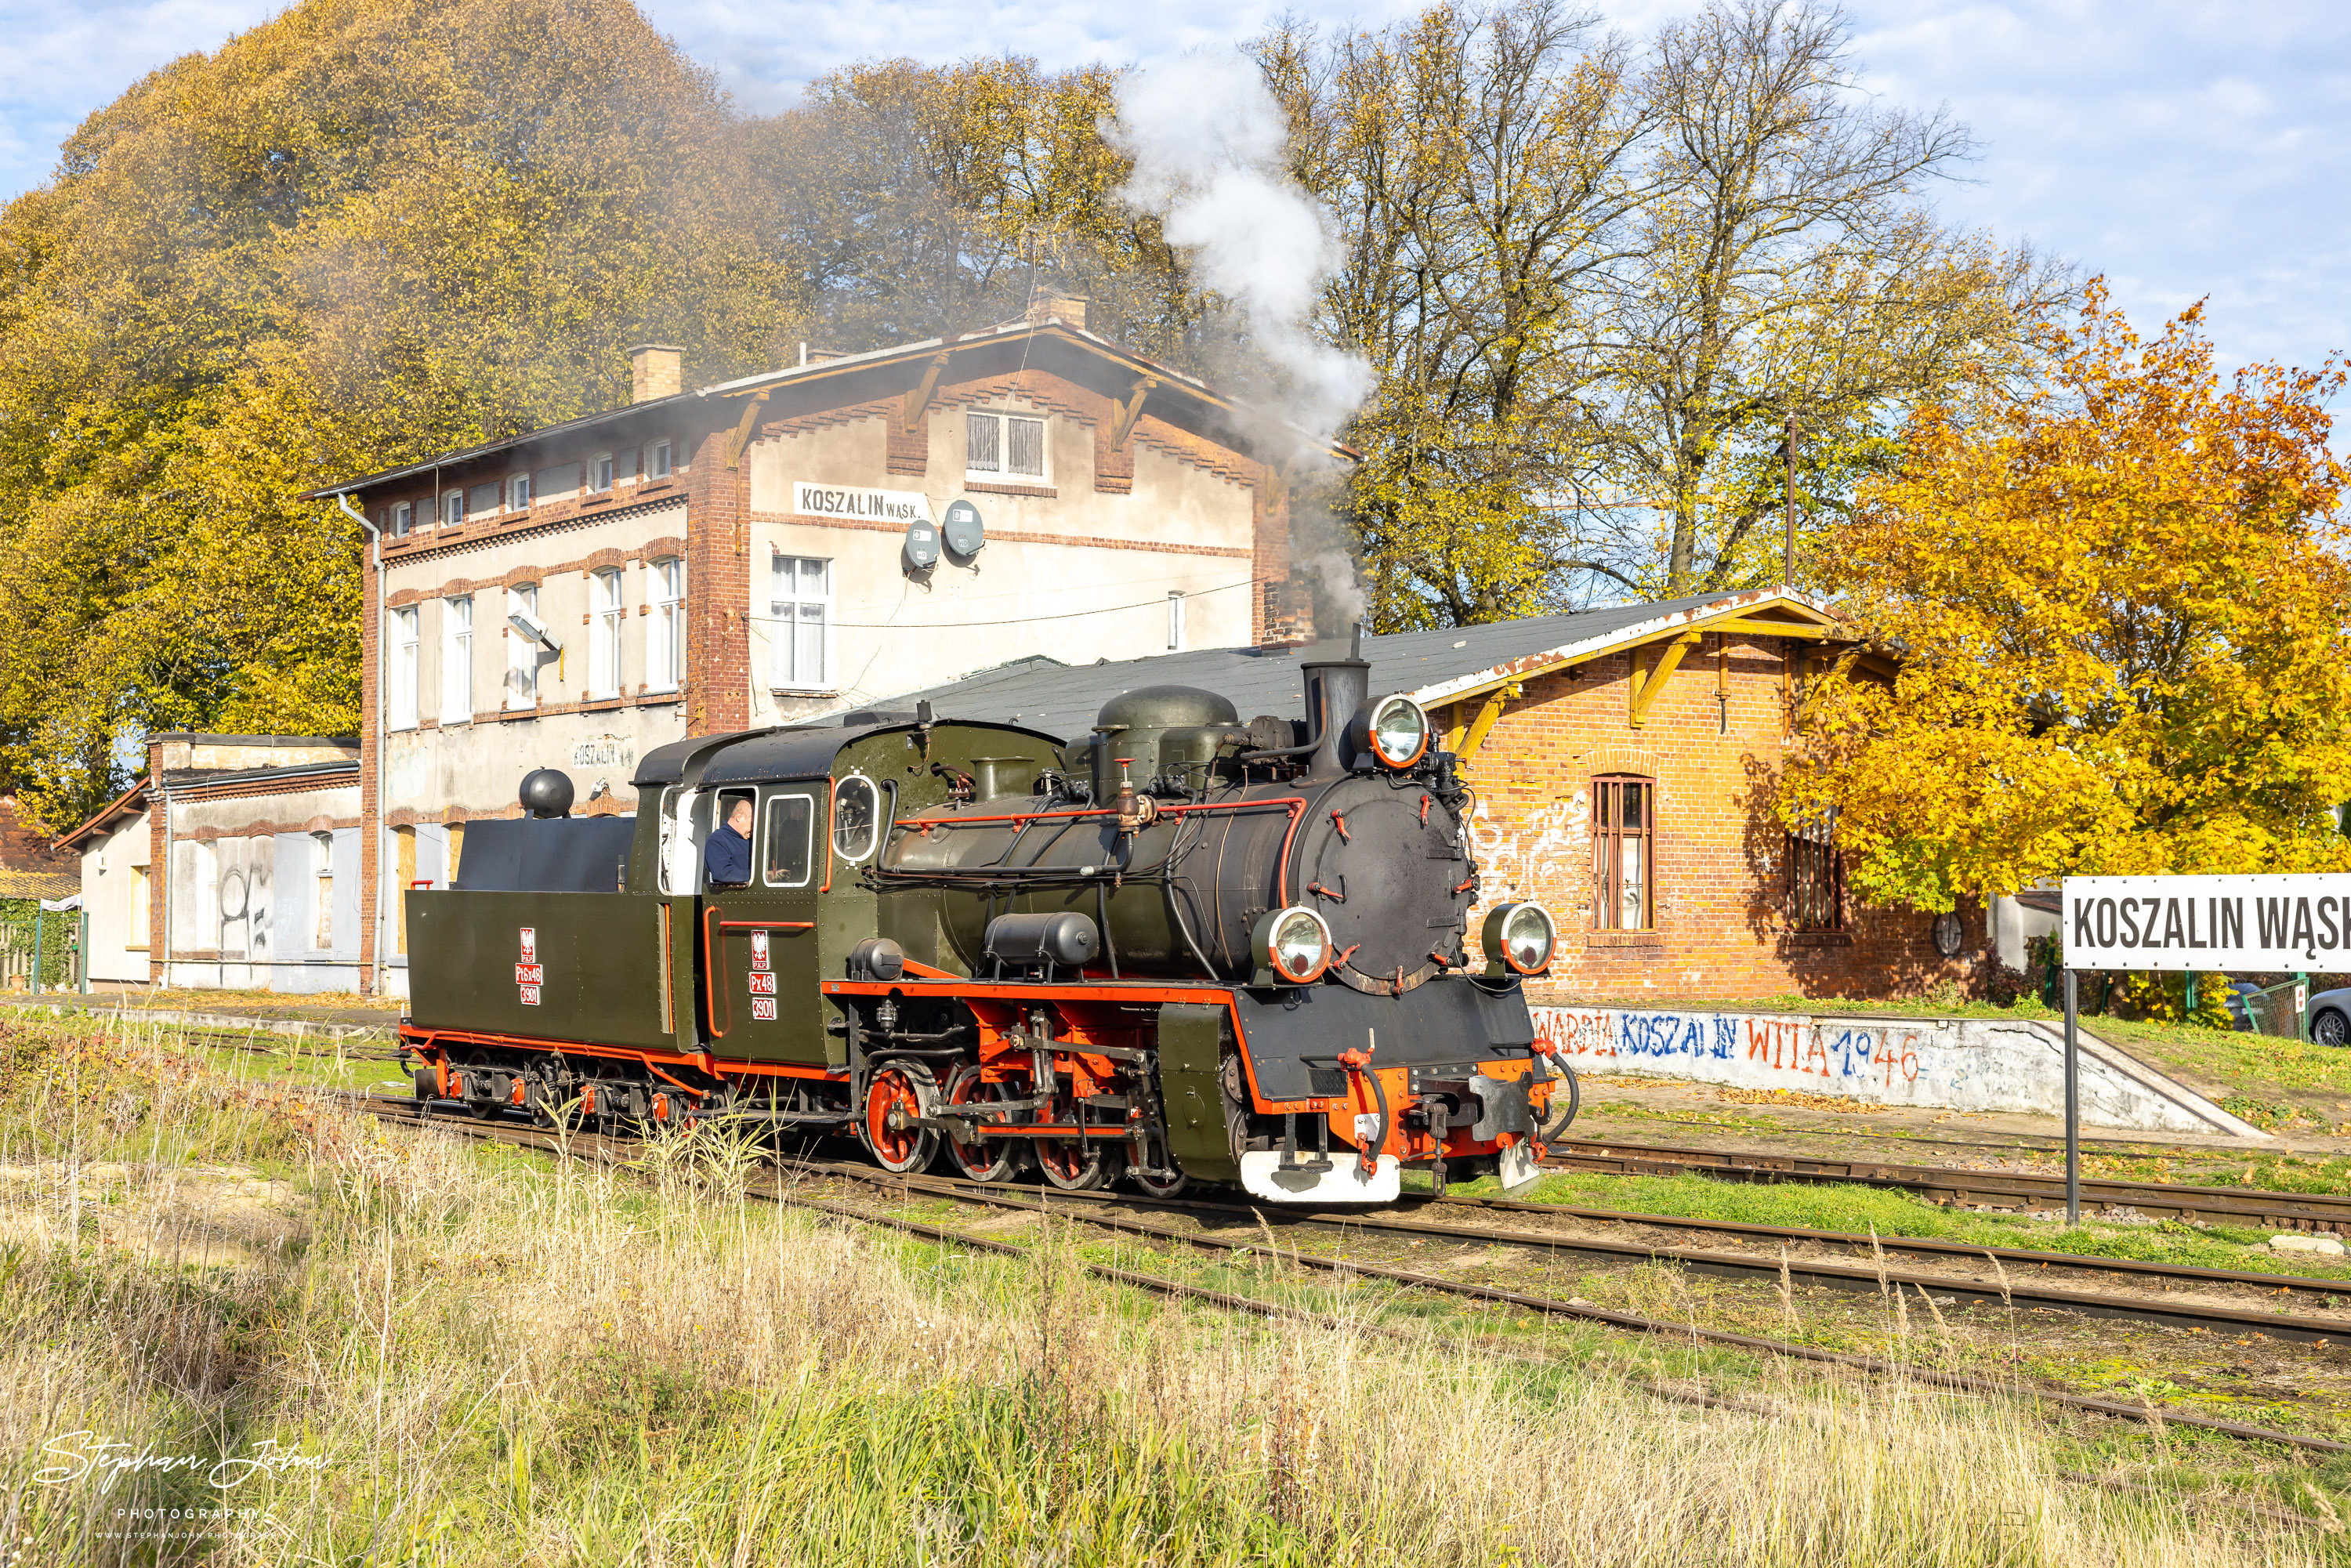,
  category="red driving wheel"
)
[860,1063,937,1174]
